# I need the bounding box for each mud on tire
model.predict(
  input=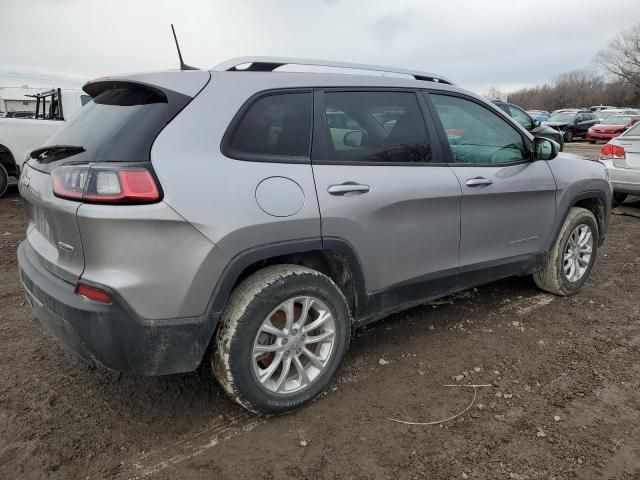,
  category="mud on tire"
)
[211,265,351,415]
[533,207,598,296]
